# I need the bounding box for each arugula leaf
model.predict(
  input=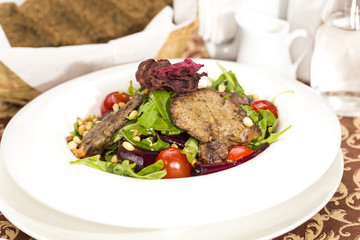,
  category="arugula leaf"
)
[216,62,246,96]
[136,90,183,135]
[70,117,82,139]
[241,105,288,148]
[258,109,278,135]
[181,137,199,164]
[127,80,145,96]
[137,160,165,176]
[103,144,118,161]
[121,123,170,151]
[153,118,171,131]
[70,155,114,173]
[252,125,292,146]
[208,75,226,91]
[137,101,159,128]
[70,156,166,179]
[150,91,173,123]
[241,105,259,123]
